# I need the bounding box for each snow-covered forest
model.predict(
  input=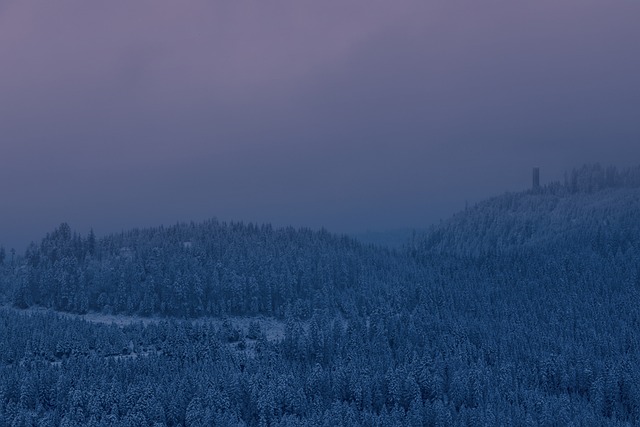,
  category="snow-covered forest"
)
[1,164,640,426]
